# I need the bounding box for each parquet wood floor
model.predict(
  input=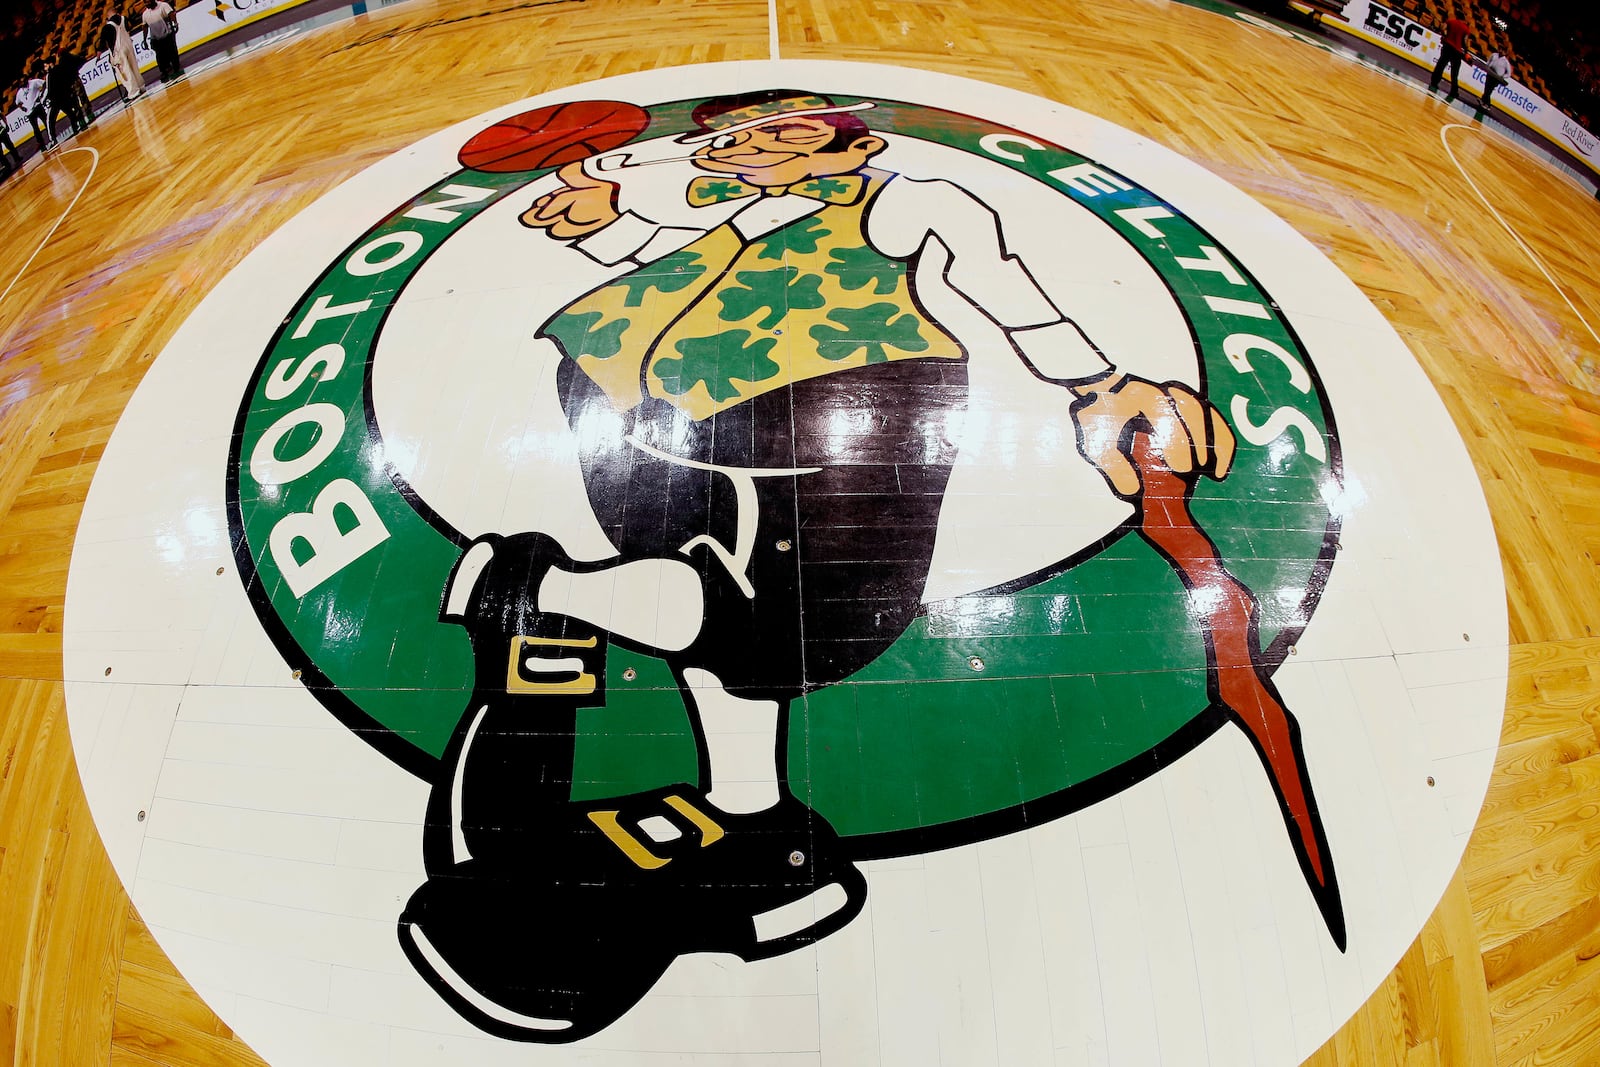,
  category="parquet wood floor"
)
[1,0,1597,1062]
